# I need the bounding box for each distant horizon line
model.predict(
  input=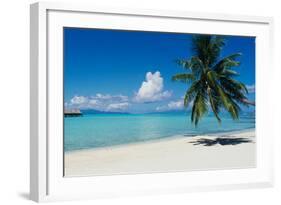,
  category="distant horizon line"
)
[64,108,255,115]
